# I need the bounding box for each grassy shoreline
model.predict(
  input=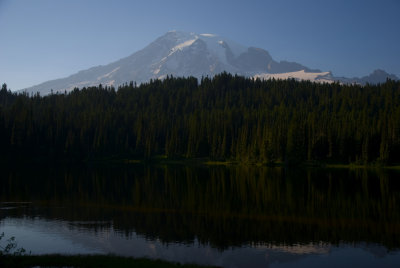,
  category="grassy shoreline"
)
[2,155,400,169]
[0,254,218,268]
[122,157,400,169]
